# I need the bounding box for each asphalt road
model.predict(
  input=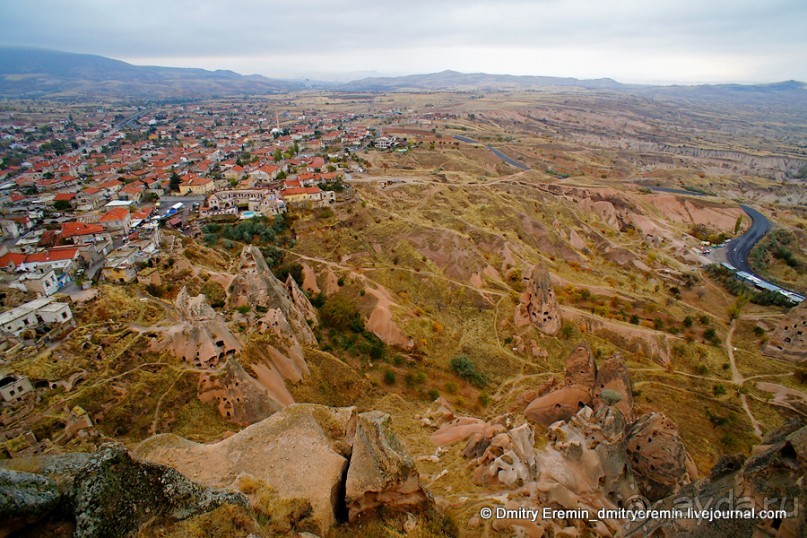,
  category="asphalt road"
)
[725,204,771,276]
[453,135,529,170]
[646,186,706,196]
